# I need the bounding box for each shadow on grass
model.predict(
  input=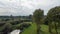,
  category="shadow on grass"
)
[40,30,50,34]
